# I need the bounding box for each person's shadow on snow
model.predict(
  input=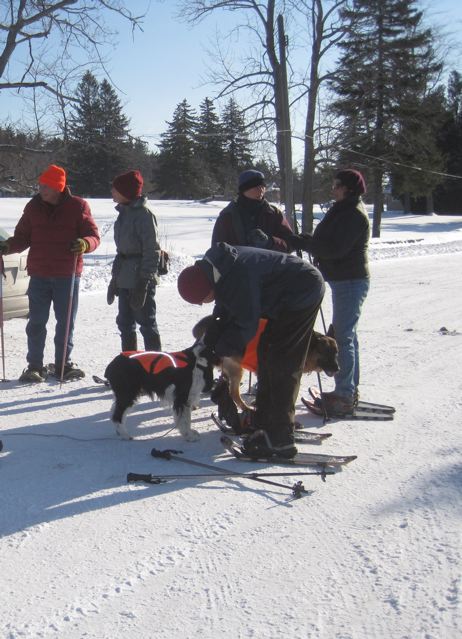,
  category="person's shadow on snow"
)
[0,390,301,537]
